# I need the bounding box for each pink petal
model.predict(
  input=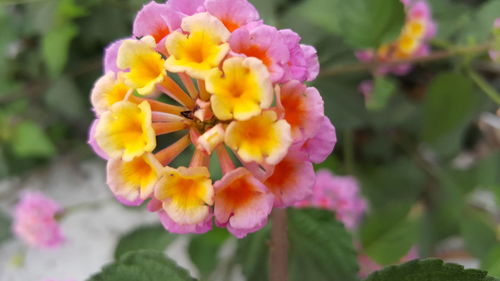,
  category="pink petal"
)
[88,119,109,160]
[167,0,205,16]
[159,211,212,234]
[300,44,320,81]
[279,29,308,82]
[133,2,173,43]
[205,0,259,32]
[103,39,124,74]
[301,117,336,164]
